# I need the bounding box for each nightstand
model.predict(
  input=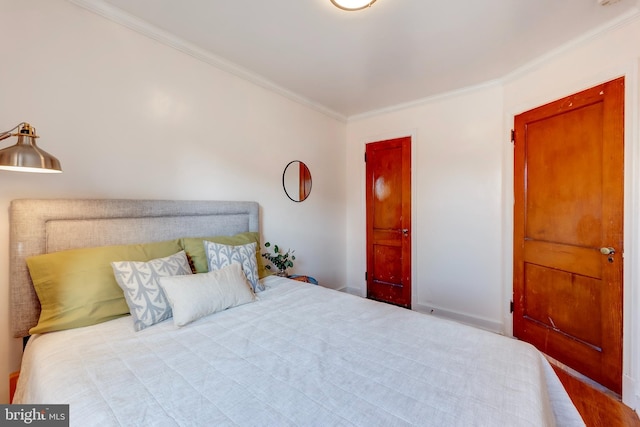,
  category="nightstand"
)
[288,275,318,285]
